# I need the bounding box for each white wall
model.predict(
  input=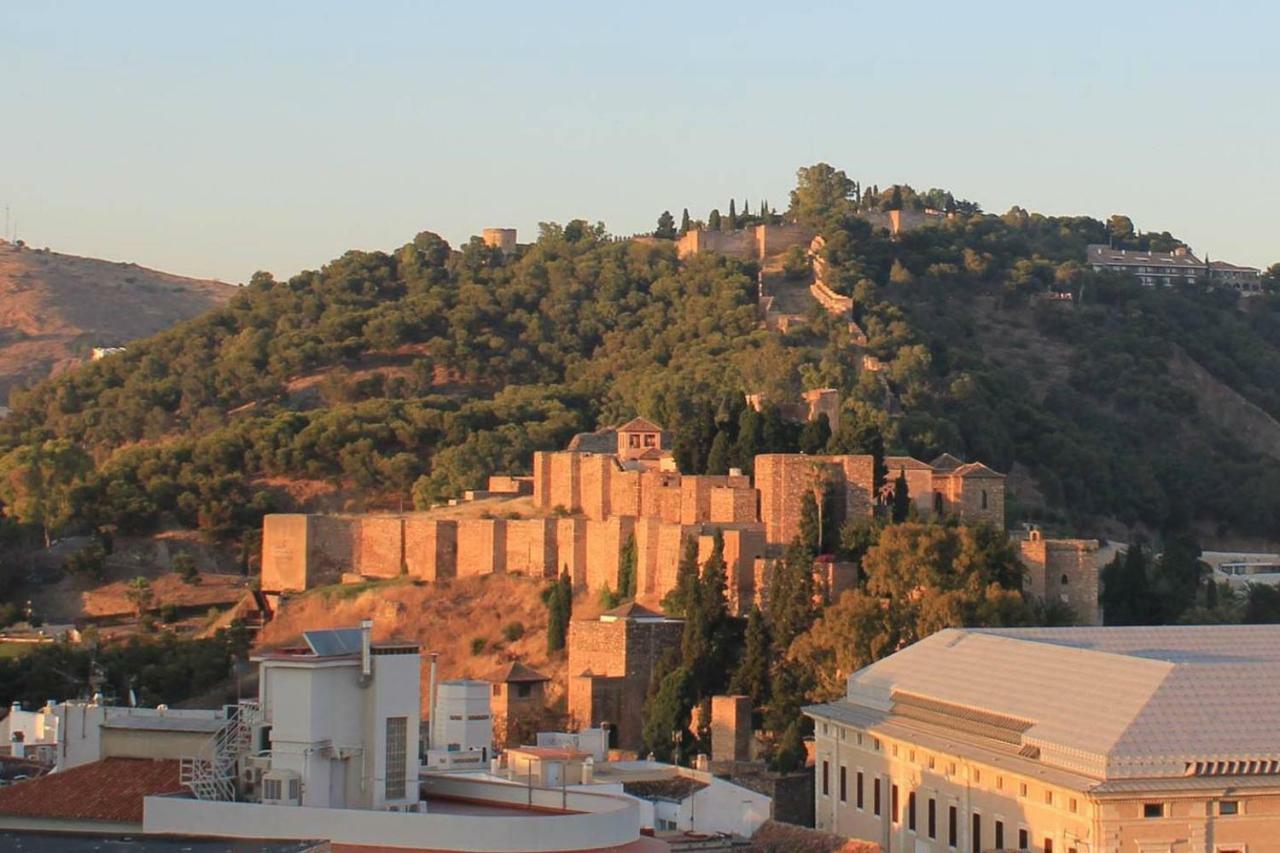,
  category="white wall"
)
[145,776,641,852]
[435,680,491,755]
